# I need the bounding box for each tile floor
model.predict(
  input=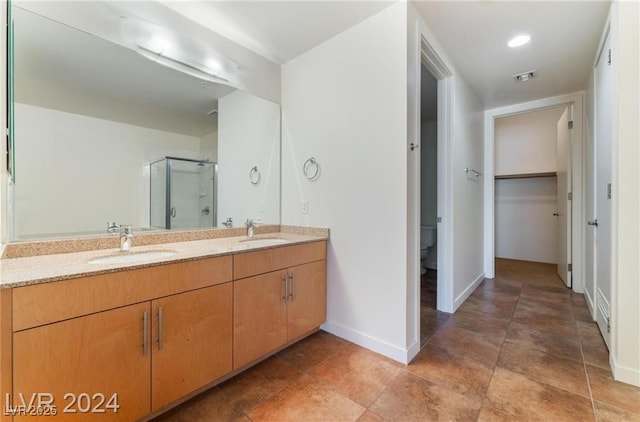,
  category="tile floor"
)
[154,258,640,421]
